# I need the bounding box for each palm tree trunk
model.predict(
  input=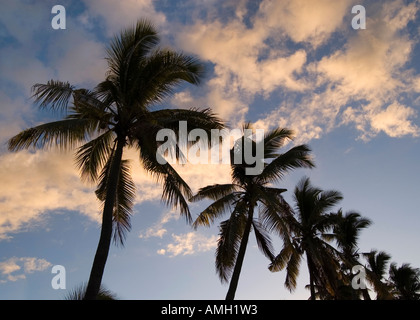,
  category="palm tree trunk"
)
[225,205,254,300]
[84,137,125,300]
[306,253,316,300]
[361,288,371,300]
